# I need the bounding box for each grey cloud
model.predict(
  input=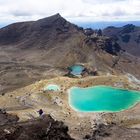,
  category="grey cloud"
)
[0,0,139,23]
[102,12,110,17]
[113,9,127,16]
[101,9,127,17]
[12,10,33,17]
